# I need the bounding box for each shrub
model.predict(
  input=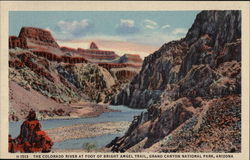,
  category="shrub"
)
[82,142,97,152]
